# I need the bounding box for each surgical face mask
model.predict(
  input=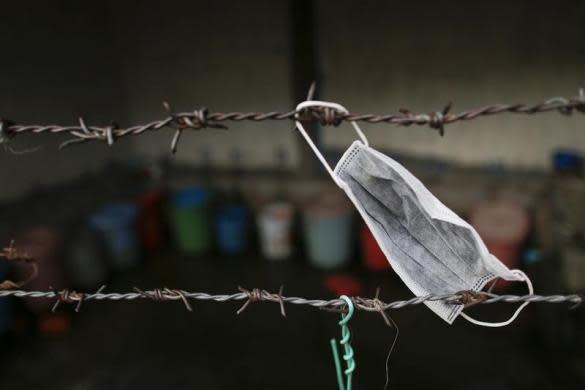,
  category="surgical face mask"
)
[295,101,533,327]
